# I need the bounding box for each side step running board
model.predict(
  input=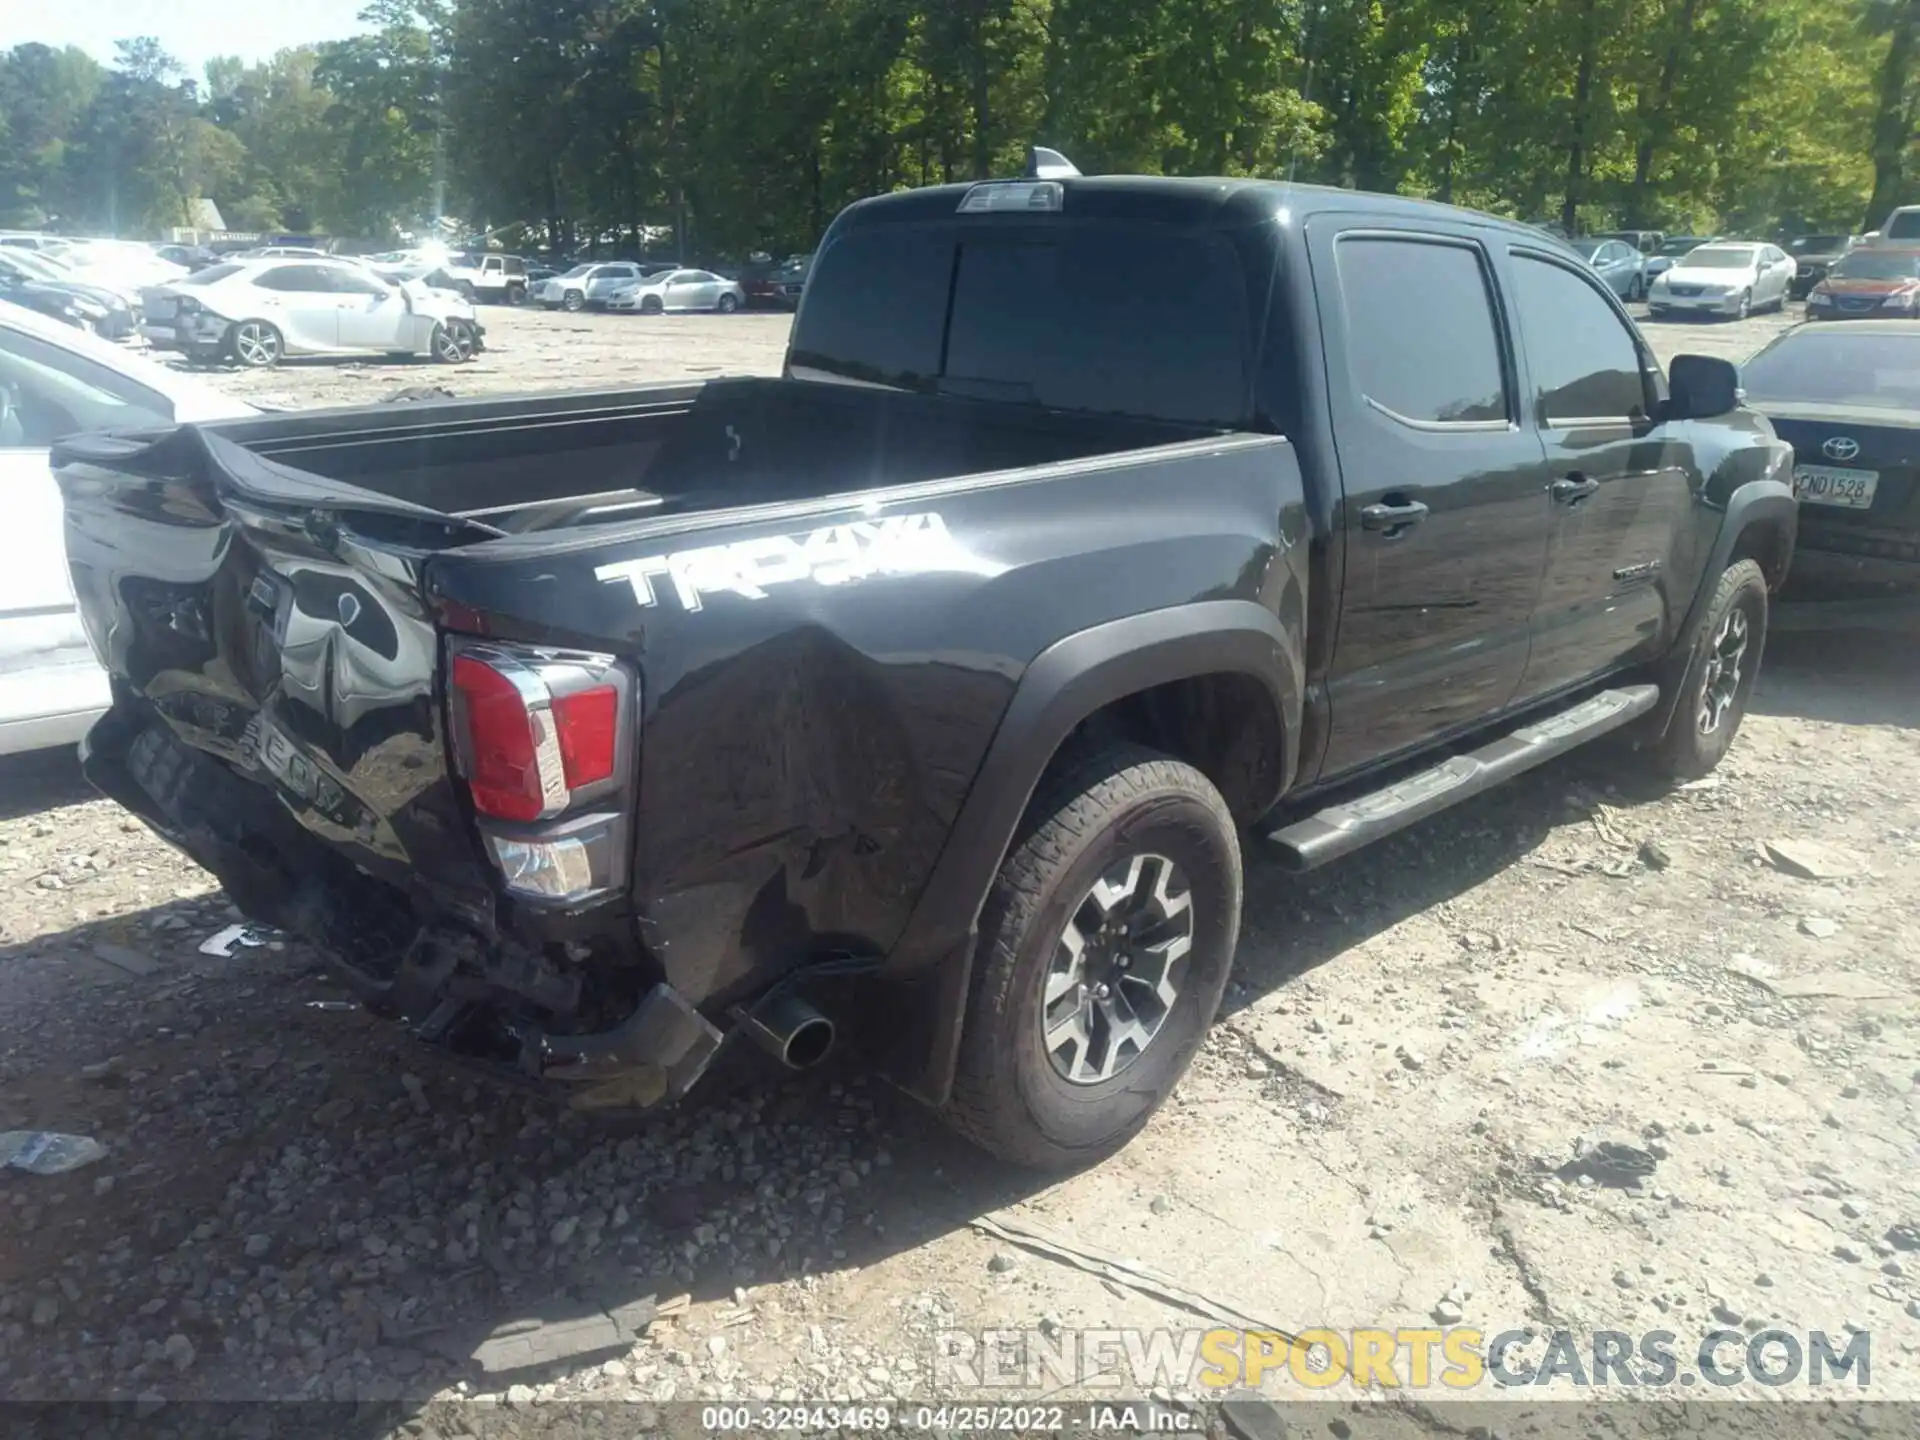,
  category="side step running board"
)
[1265,684,1660,871]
